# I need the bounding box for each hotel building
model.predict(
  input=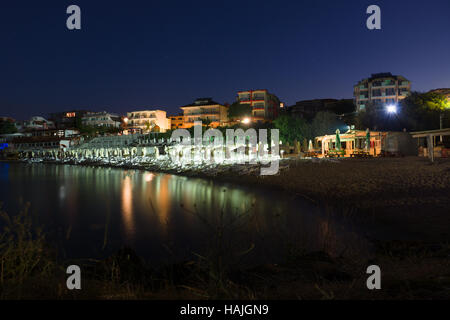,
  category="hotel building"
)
[180,98,228,128]
[237,89,281,121]
[126,109,170,133]
[49,110,91,129]
[354,73,411,112]
[81,111,121,128]
[168,115,185,130]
